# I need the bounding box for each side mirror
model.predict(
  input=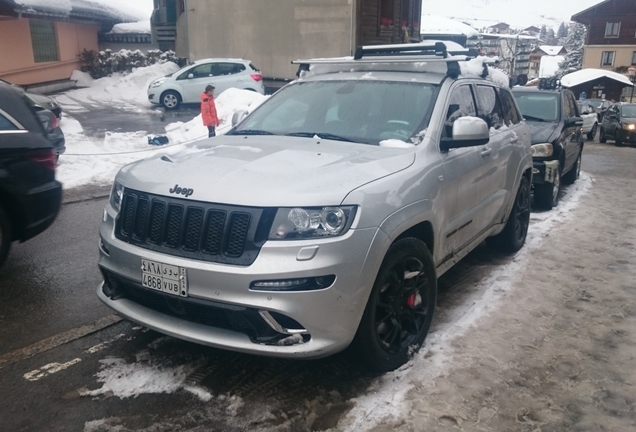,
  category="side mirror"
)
[187,73,194,79]
[231,109,248,127]
[567,116,583,127]
[440,116,490,152]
